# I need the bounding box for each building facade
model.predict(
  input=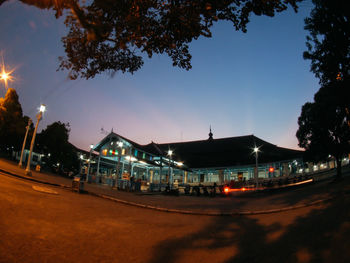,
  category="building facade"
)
[84,130,305,187]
